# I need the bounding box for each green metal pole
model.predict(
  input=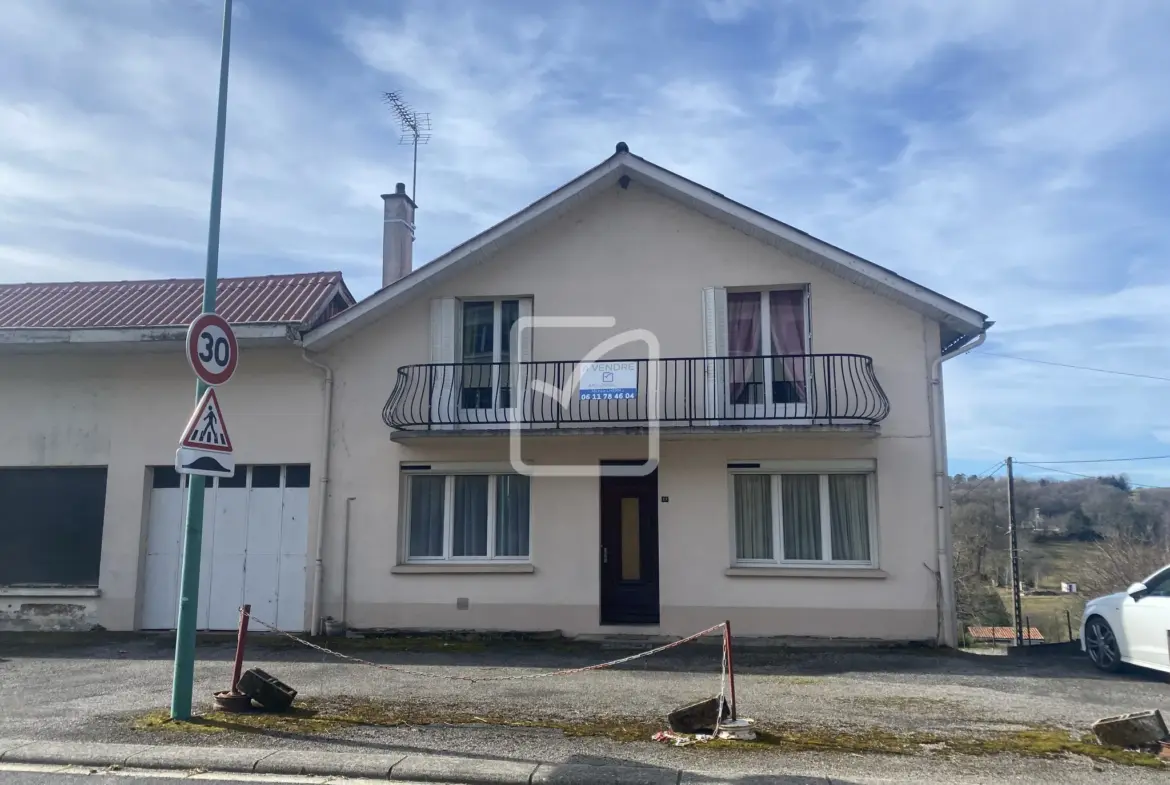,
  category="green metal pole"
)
[171,0,233,720]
